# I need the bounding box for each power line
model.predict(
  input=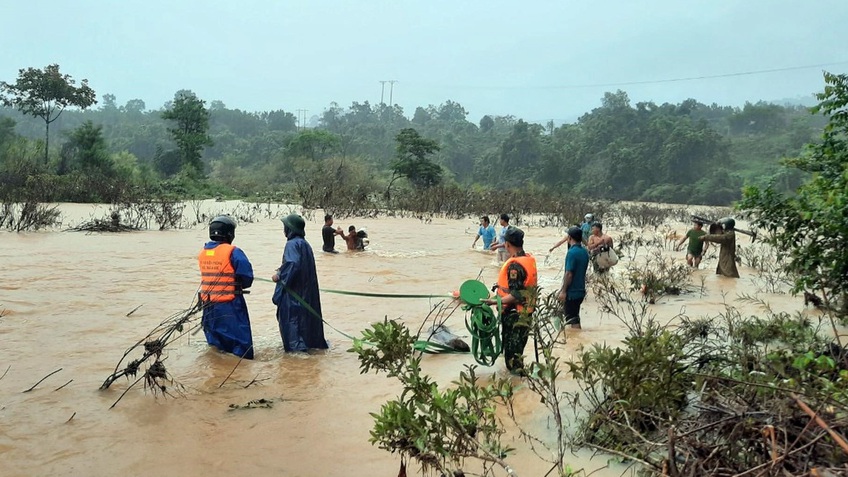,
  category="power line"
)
[420,60,848,91]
